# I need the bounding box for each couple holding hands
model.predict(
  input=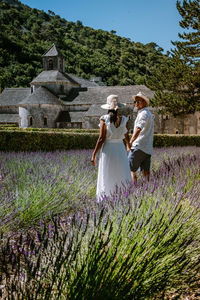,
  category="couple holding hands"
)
[91,92,154,200]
